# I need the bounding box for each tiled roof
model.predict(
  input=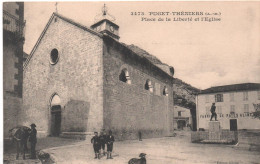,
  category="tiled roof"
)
[200,83,260,94]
